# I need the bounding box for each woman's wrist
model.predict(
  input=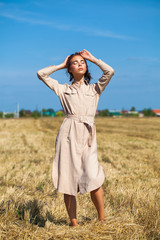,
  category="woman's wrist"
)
[56,63,66,70]
[90,57,99,64]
